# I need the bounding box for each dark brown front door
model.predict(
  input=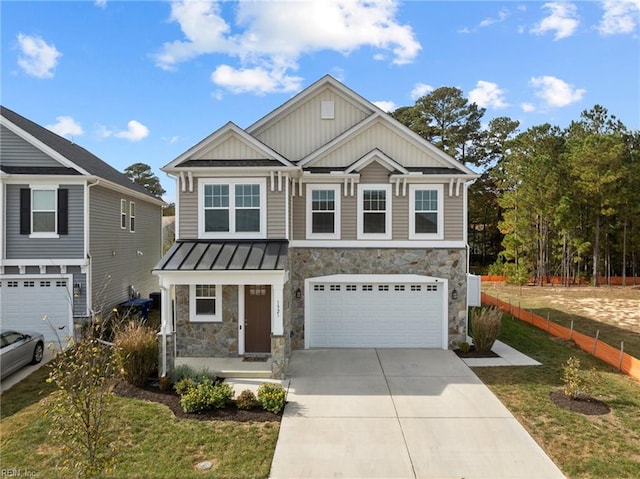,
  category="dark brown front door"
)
[245,285,271,353]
